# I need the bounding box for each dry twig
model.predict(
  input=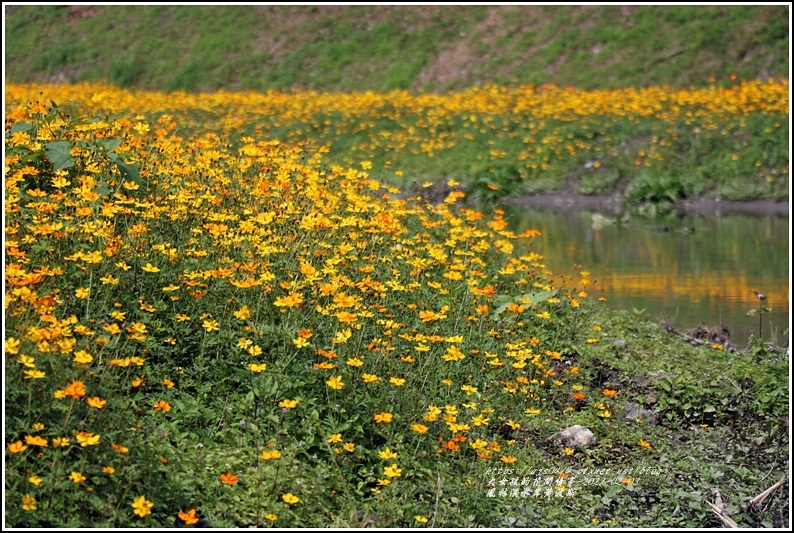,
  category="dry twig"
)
[708,488,739,528]
[748,474,788,511]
